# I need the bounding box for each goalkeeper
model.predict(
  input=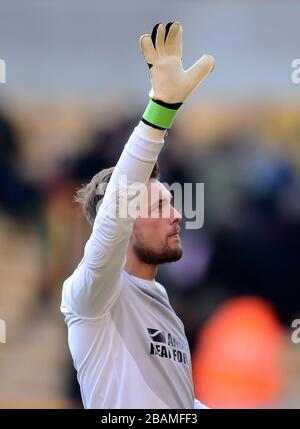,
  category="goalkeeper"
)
[61,22,214,409]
